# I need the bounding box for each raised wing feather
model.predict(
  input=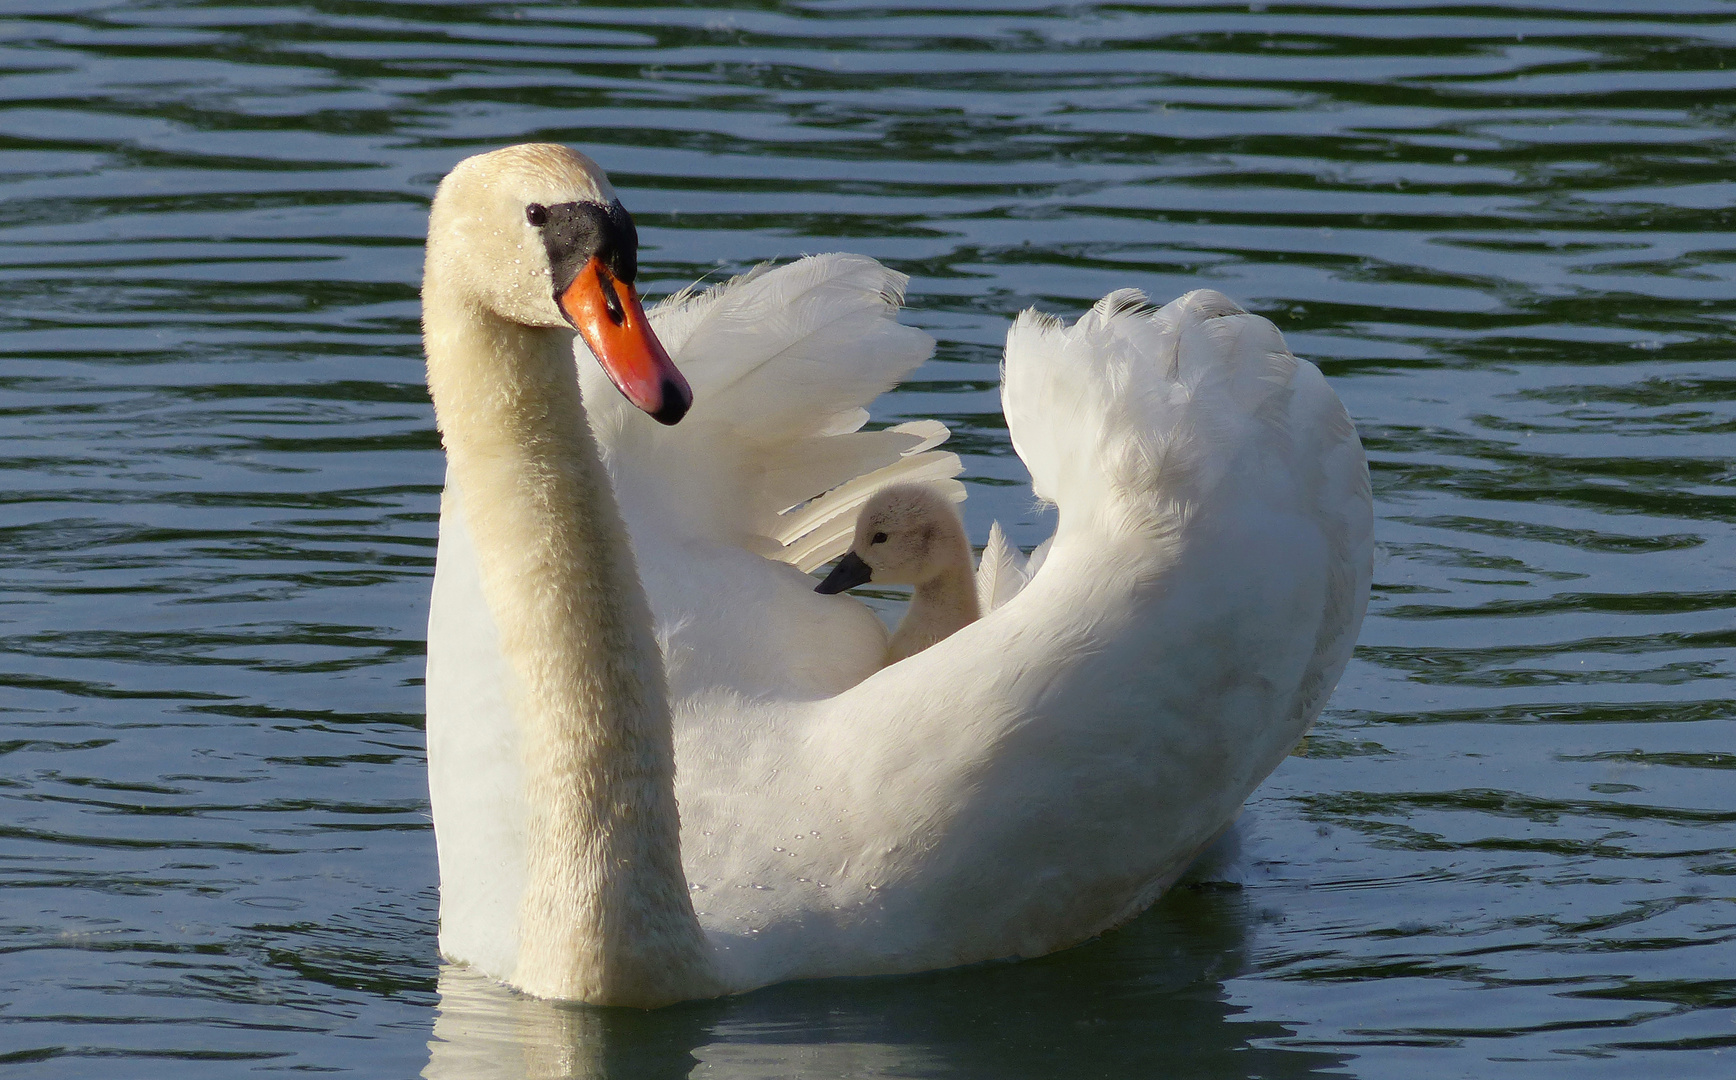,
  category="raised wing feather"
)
[974,521,1030,612]
[579,254,961,567]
